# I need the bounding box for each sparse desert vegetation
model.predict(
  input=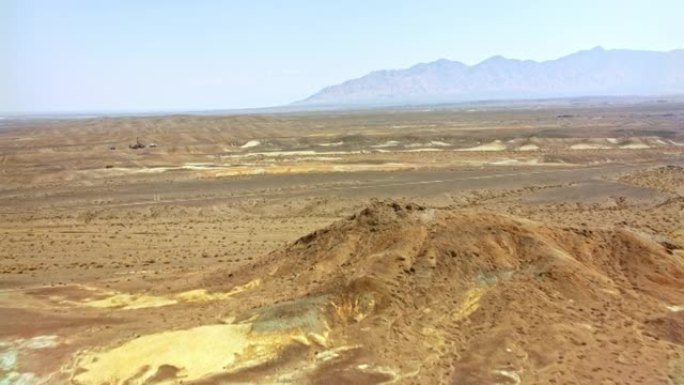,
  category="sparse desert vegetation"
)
[1,102,683,384]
